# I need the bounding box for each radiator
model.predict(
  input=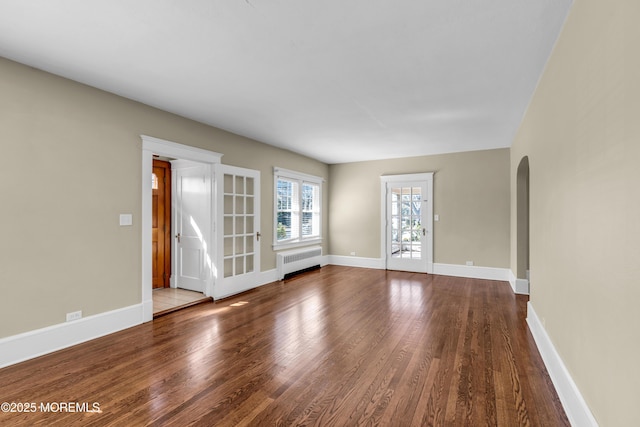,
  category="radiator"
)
[277,246,322,280]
